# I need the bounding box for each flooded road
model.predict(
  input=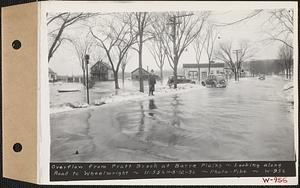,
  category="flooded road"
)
[51,76,294,162]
